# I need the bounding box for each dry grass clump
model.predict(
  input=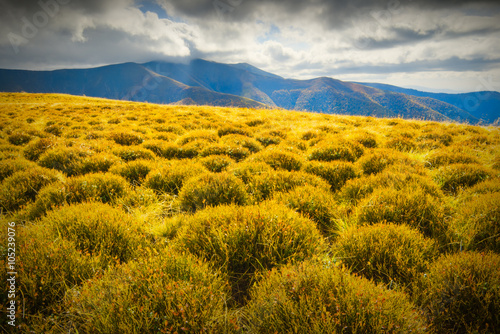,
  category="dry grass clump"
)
[246,170,330,202]
[334,223,438,289]
[36,145,118,176]
[174,203,326,303]
[65,247,232,333]
[385,136,417,152]
[248,147,303,171]
[303,160,357,191]
[178,172,249,212]
[112,145,155,161]
[39,202,148,265]
[8,131,34,145]
[307,138,364,162]
[221,134,263,153]
[415,251,500,334]
[433,163,494,194]
[451,192,500,252]
[244,259,427,333]
[144,160,205,195]
[229,161,273,183]
[218,125,252,137]
[176,129,218,146]
[200,154,235,172]
[0,166,60,212]
[272,185,341,235]
[255,130,283,146]
[23,137,58,161]
[357,148,418,175]
[425,151,480,169]
[108,131,144,146]
[200,143,250,161]
[355,187,448,241]
[11,225,99,317]
[109,159,156,185]
[338,170,443,205]
[27,173,129,219]
[0,158,37,181]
